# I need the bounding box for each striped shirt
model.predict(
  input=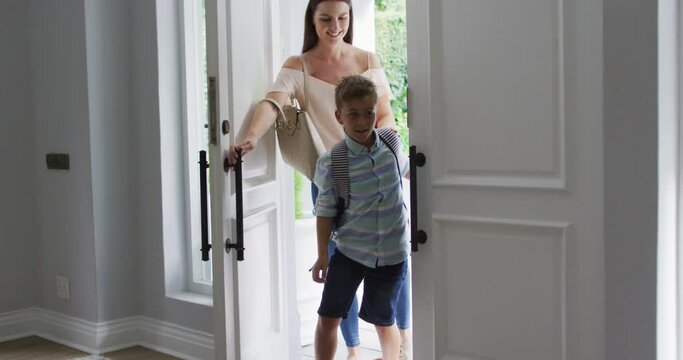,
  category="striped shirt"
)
[313,130,409,268]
